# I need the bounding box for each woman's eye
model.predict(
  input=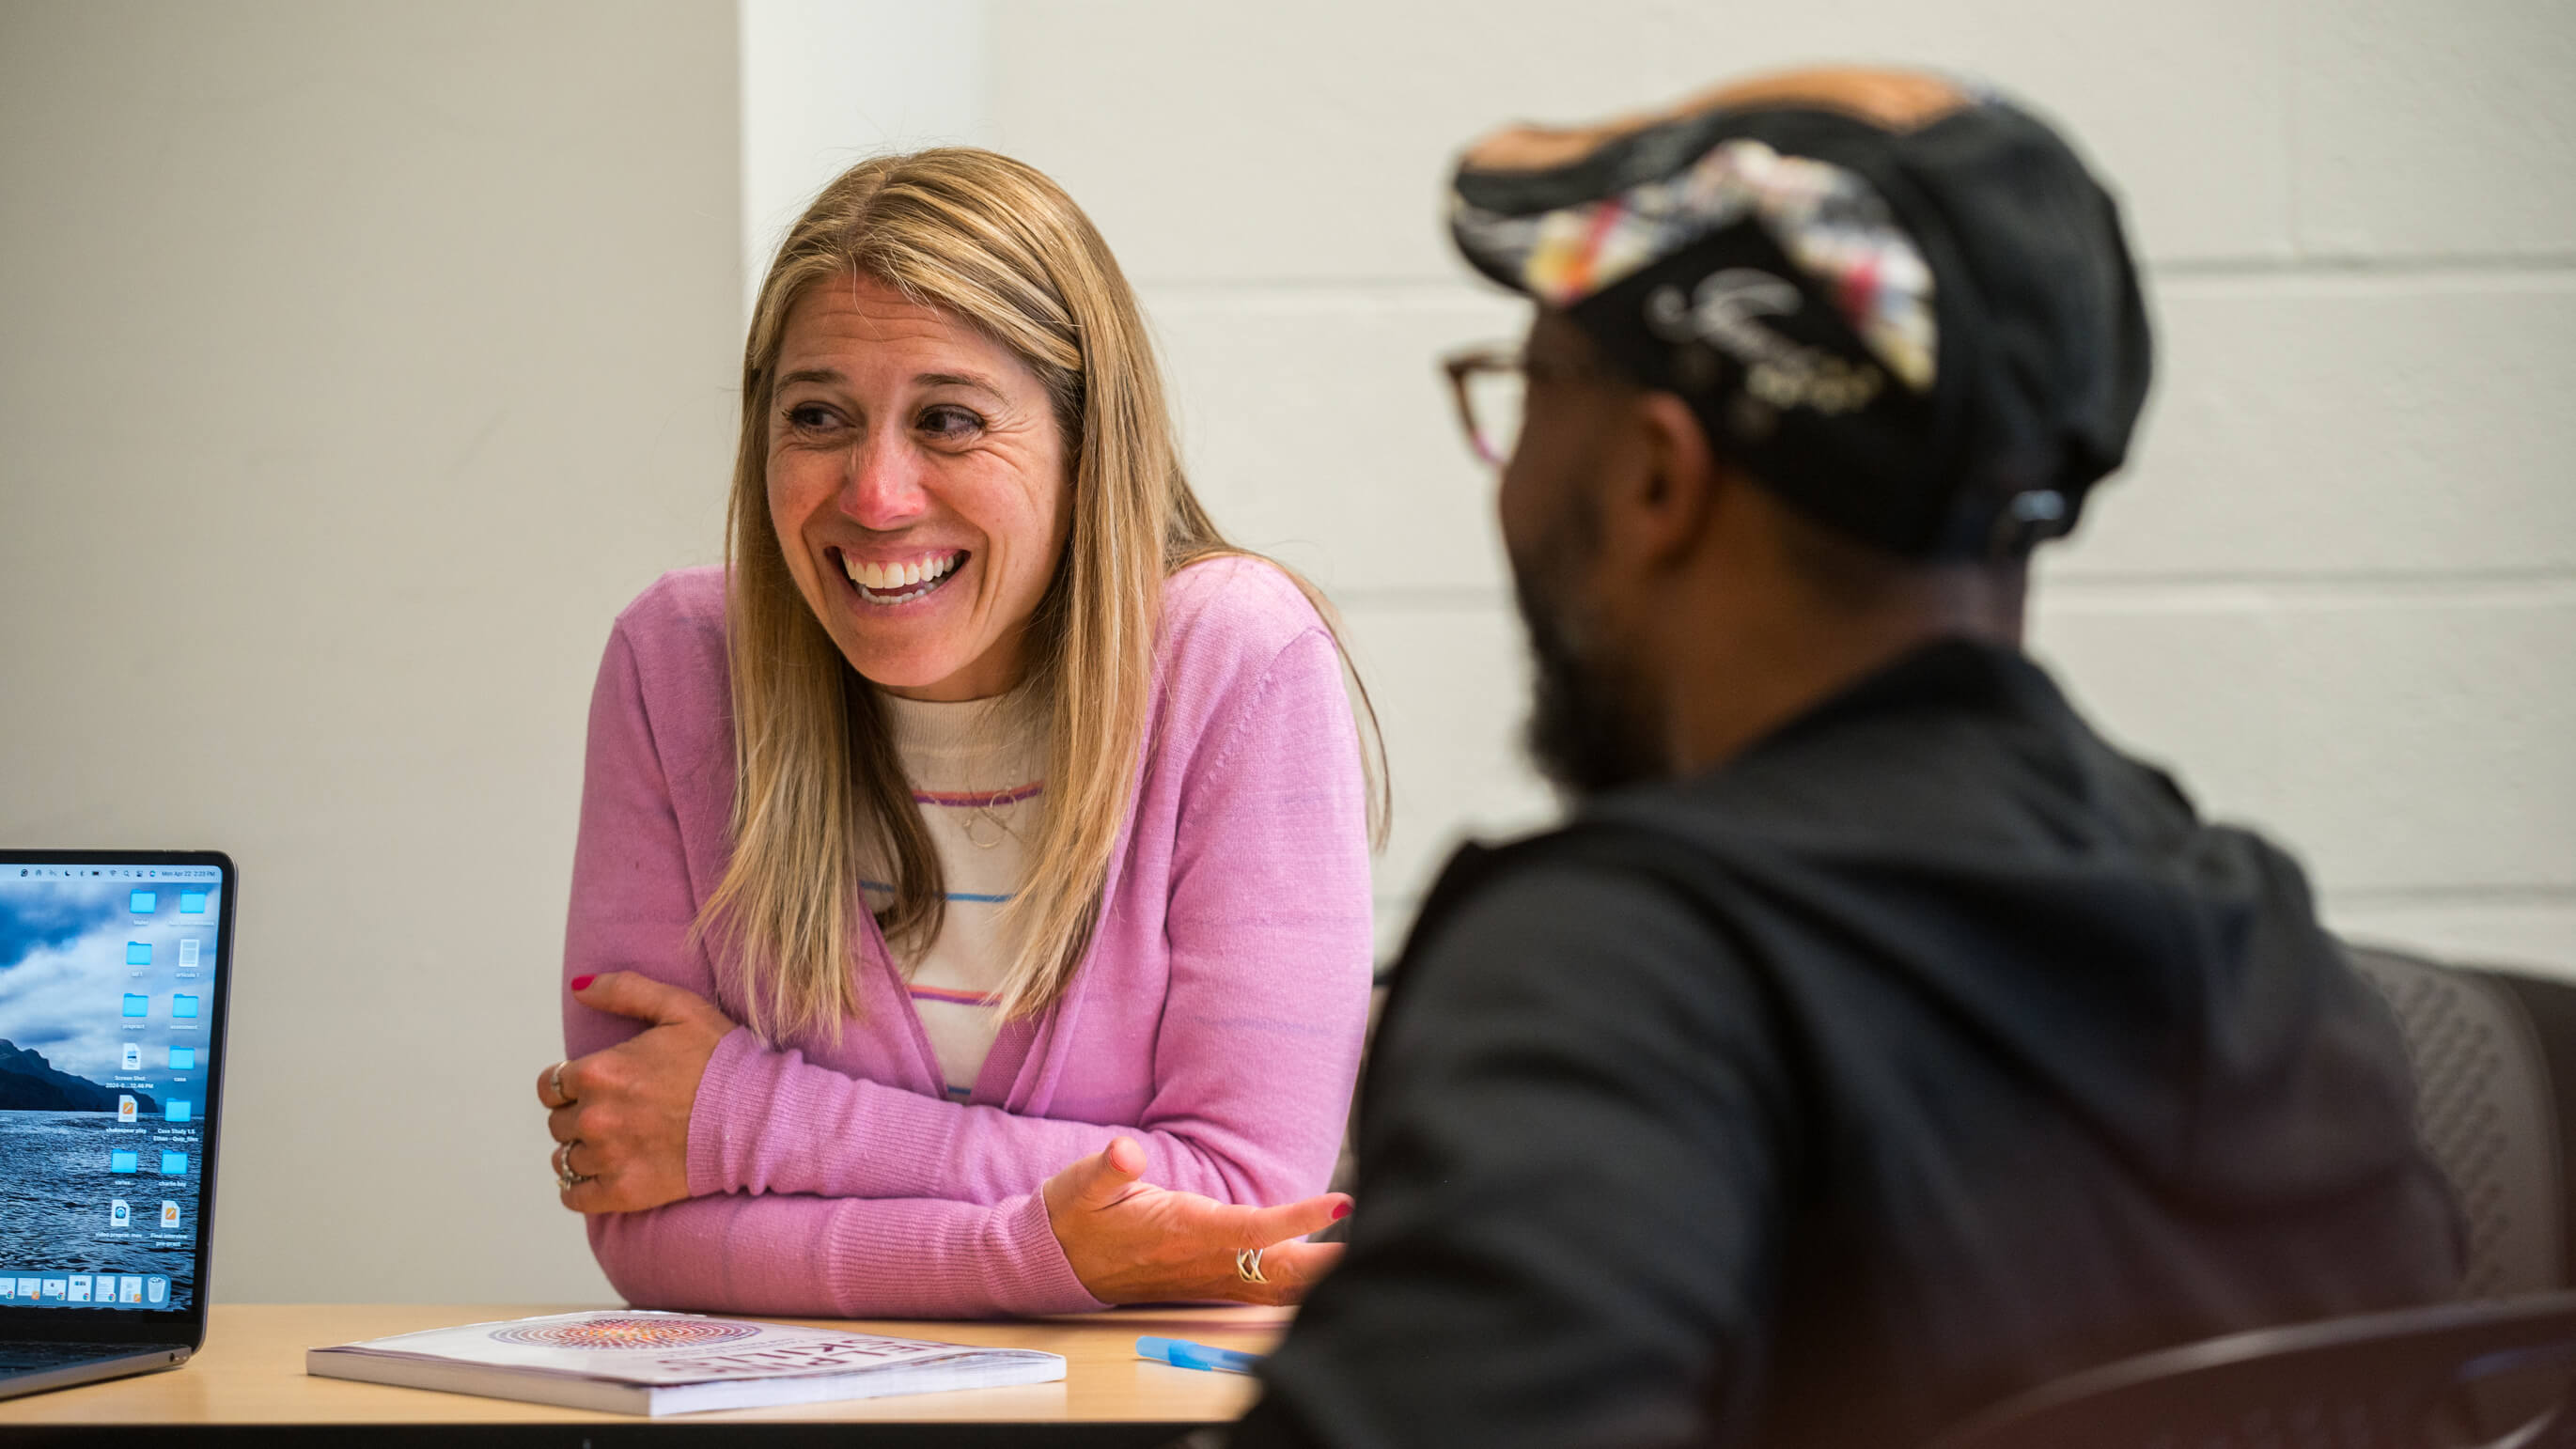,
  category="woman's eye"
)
[783,403,840,432]
[918,405,984,442]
